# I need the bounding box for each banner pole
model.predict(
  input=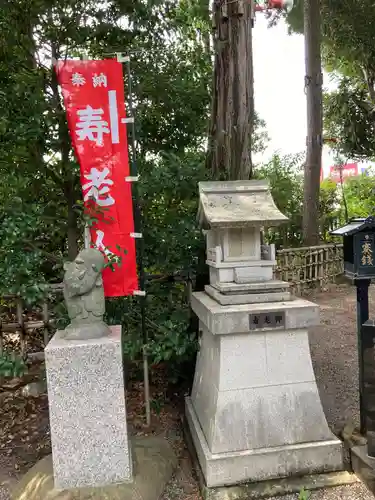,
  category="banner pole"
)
[117,54,151,427]
[79,52,92,251]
